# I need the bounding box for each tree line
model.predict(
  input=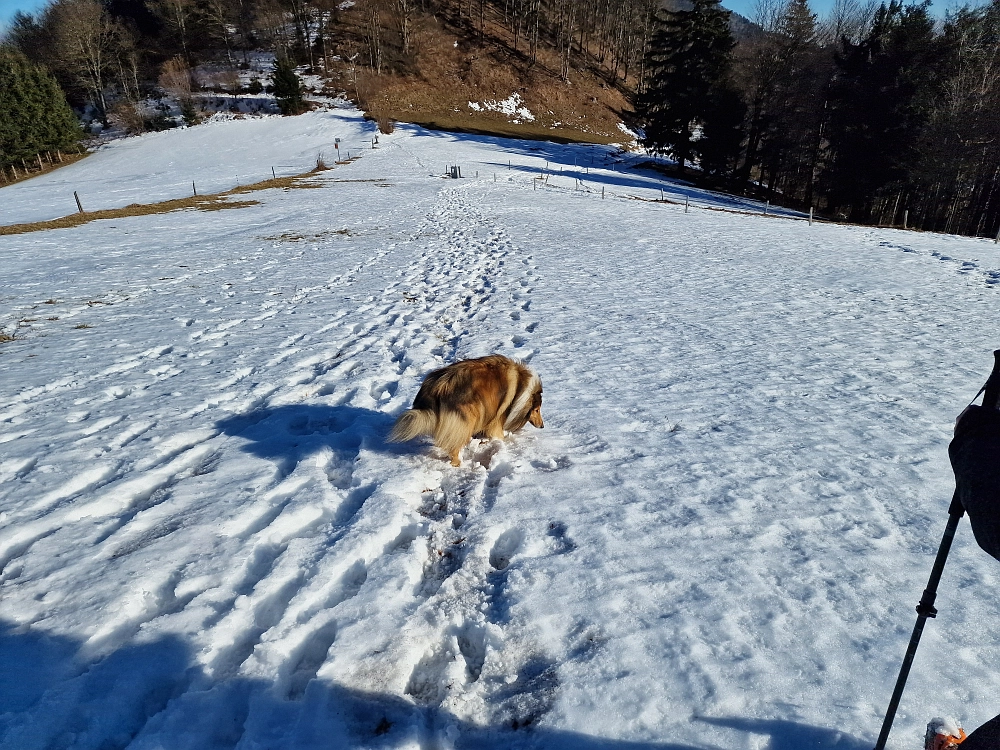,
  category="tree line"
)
[637,0,1000,237]
[0,45,81,173]
[5,0,1000,237]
